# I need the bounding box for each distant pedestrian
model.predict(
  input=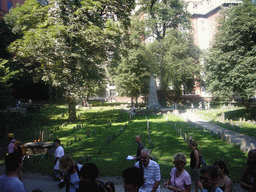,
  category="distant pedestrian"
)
[7,133,16,154]
[240,149,256,192]
[188,139,201,192]
[133,135,145,160]
[53,139,65,184]
[164,153,192,192]
[0,153,25,192]
[213,161,233,192]
[122,166,144,192]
